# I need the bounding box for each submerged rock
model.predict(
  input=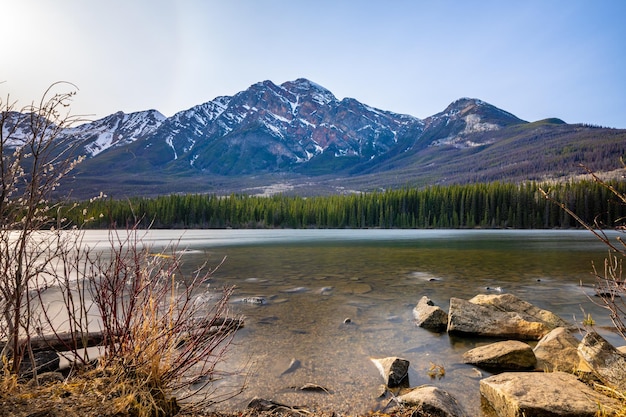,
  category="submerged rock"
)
[240,296,268,305]
[281,286,308,293]
[287,383,331,393]
[280,358,302,376]
[341,282,372,294]
[247,397,292,412]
